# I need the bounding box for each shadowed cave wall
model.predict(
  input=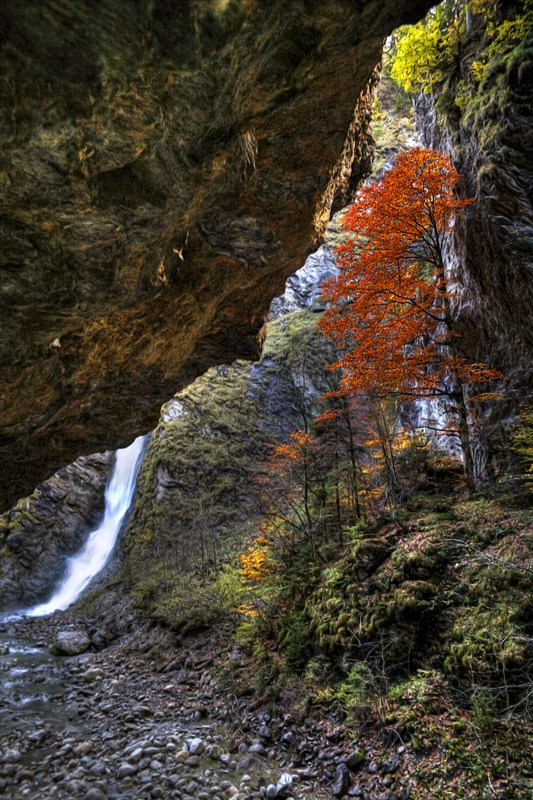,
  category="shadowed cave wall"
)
[0,0,434,511]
